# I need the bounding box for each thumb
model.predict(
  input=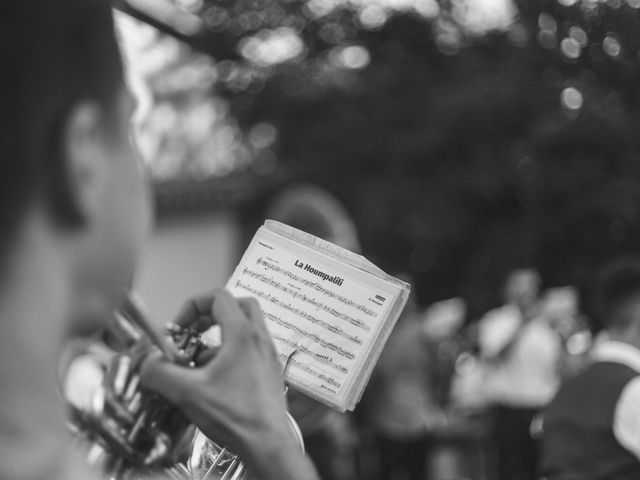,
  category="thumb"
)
[139,350,195,405]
